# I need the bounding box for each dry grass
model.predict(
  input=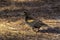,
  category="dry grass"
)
[0,0,60,40]
[0,19,60,40]
[0,19,36,34]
